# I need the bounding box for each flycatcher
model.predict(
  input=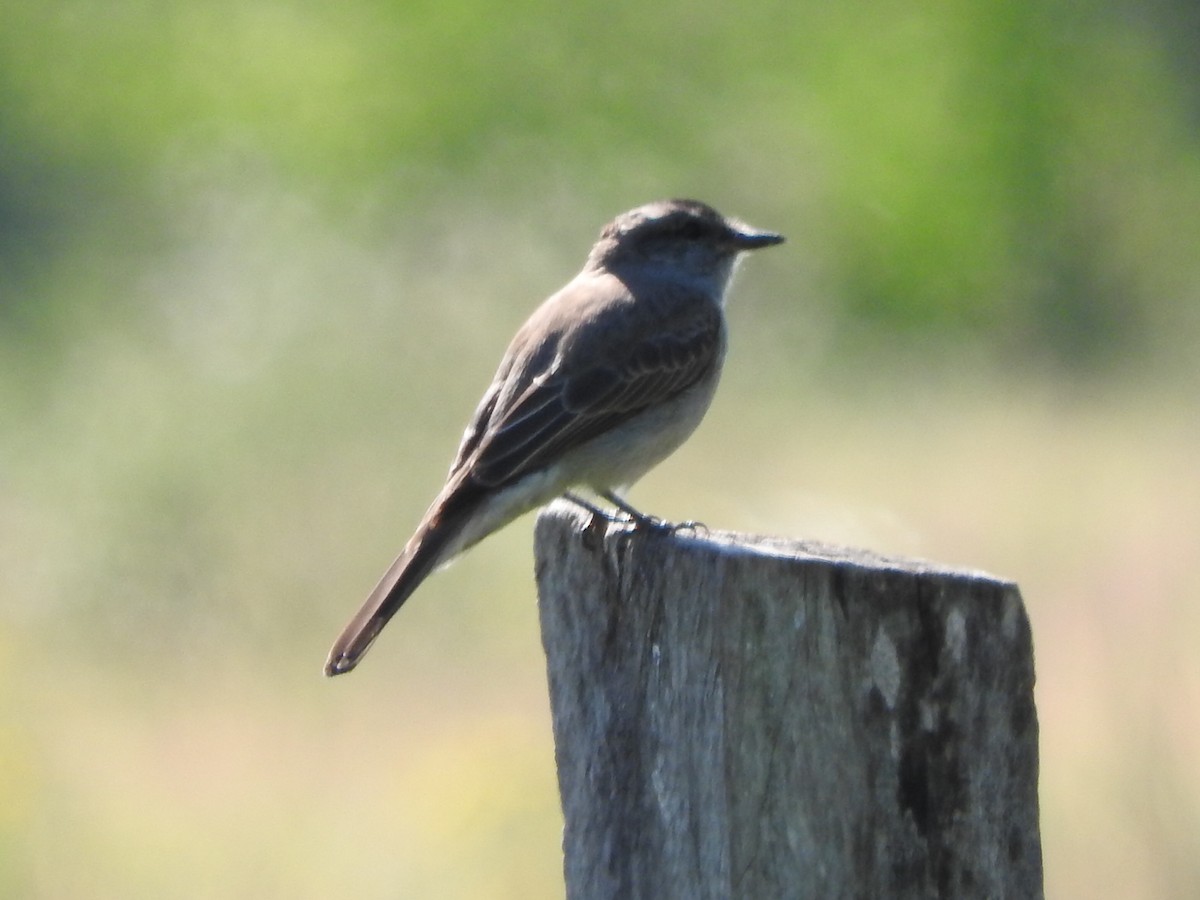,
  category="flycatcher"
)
[325,199,783,676]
